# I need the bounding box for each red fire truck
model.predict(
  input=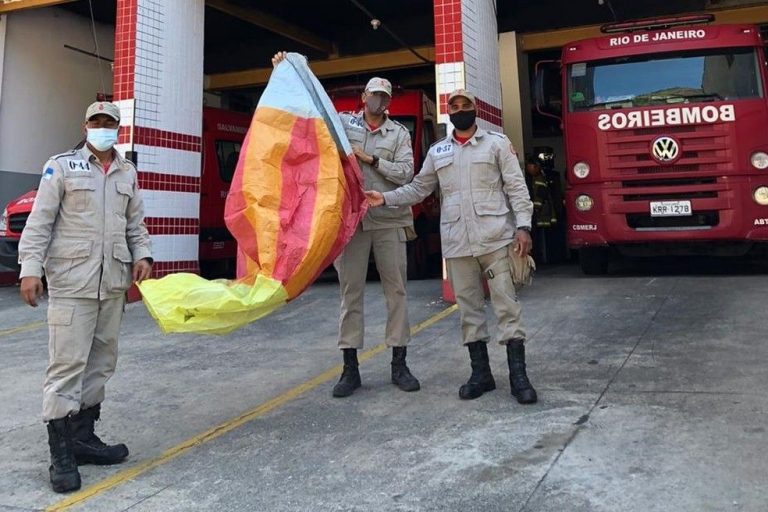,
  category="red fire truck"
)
[537,15,768,274]
[0,107,252,279]
[330,86,443,279]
